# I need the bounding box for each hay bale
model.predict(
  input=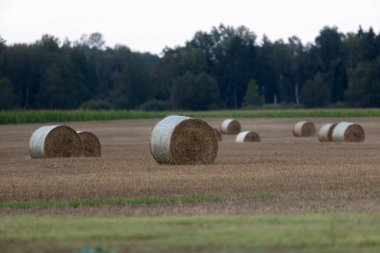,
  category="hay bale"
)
[318,123,337,142]
[235,131,261,143]
[293,121,316,137]
[150,115,218,165]
[212,128,222,142]
[220,119,241,134]
[77,131,101,157]
[29,125,82,158]
[332,122,365,142]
